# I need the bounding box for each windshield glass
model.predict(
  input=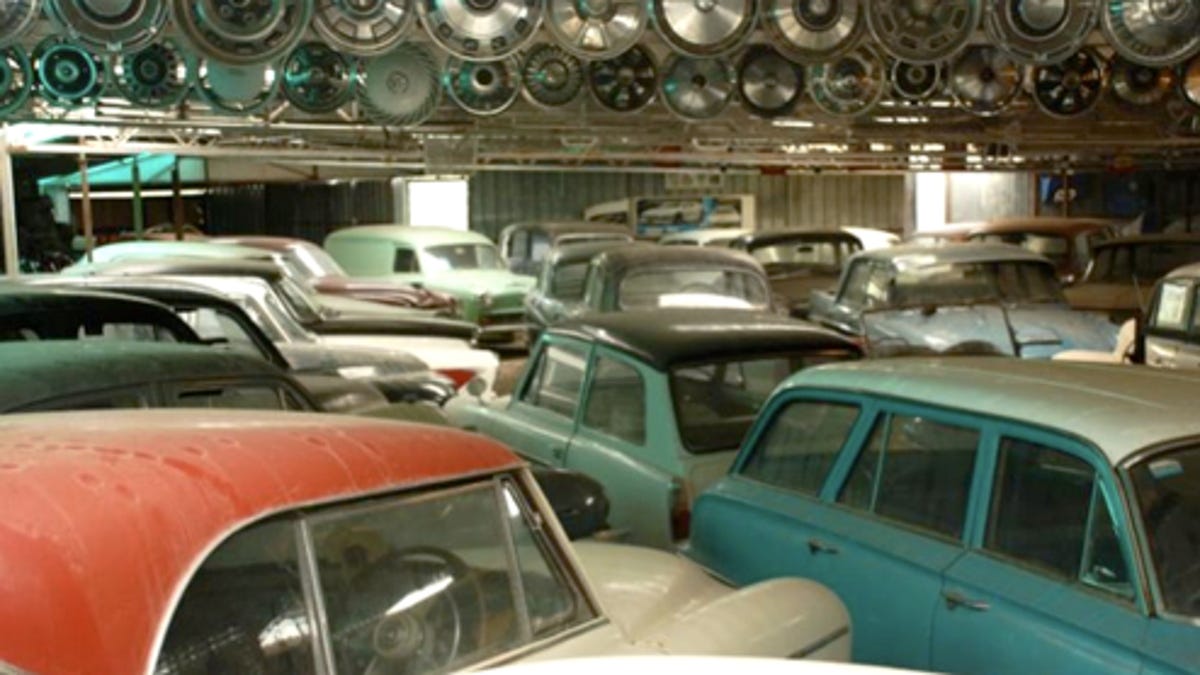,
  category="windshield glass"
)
[549,261,590,300]
[272,277,325,325]
[749,238,860,274]
[618,267,770,309]
[1090,243,1200,283]
[284,243,345,280]
[887,260,1064,307]
[254,288,317,343]
[421,243,503,272]
[975,233,1071,268]
[671,350,858,454]
[1130,445,1200,618]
